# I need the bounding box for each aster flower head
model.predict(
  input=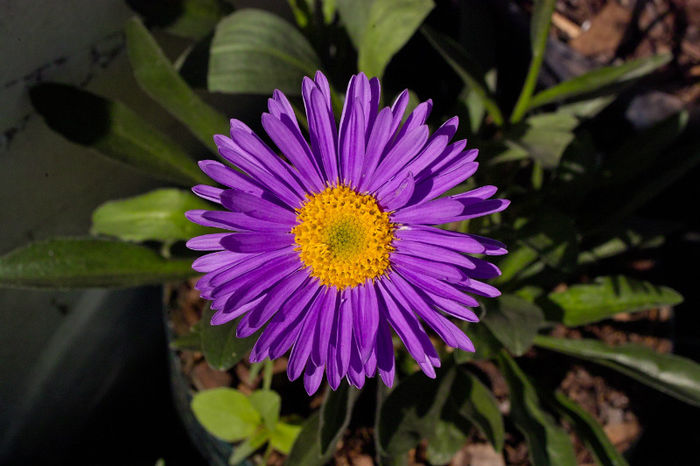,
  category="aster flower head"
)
[186,71,509,395]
